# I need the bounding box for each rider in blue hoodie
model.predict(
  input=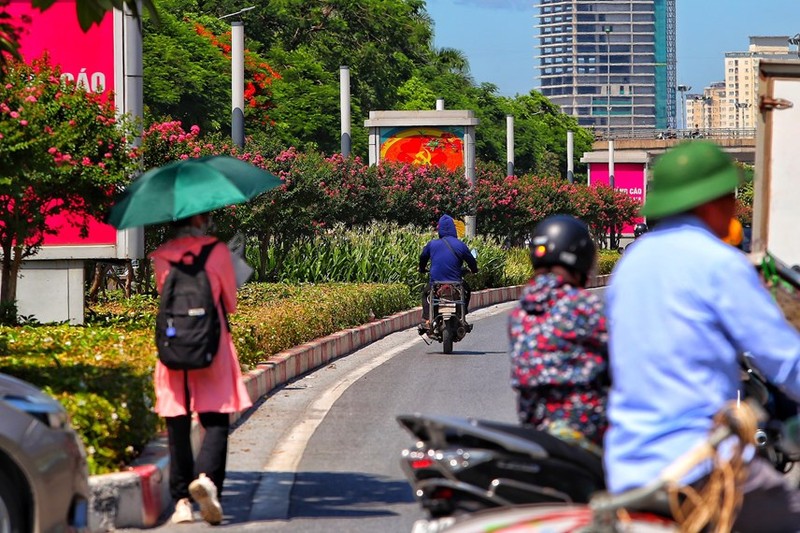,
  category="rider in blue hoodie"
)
[418,214,479,330]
